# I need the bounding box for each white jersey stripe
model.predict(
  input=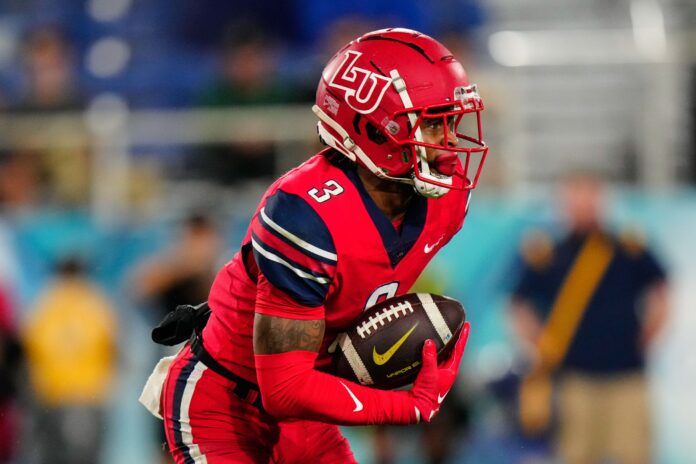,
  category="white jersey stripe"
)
[260,207,338,262]
[417,293,453,345]
[251,237,330,285]
[179,361,209,464]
